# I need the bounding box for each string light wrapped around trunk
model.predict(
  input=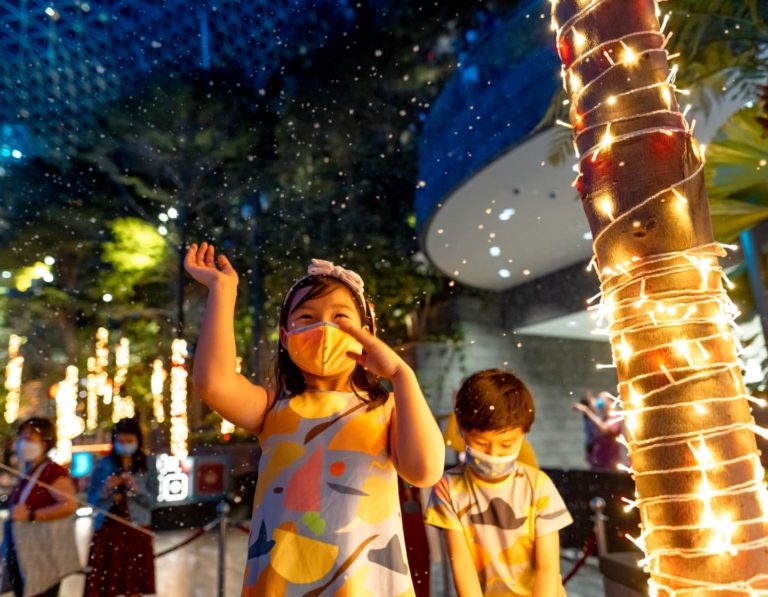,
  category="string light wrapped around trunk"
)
[551,0,768,594]
[151,359,167,423]
[54,365,83,464]
[4,335,23,424]
[95,327,111,406]
[111,337,135,422]
[170,339,189,459]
